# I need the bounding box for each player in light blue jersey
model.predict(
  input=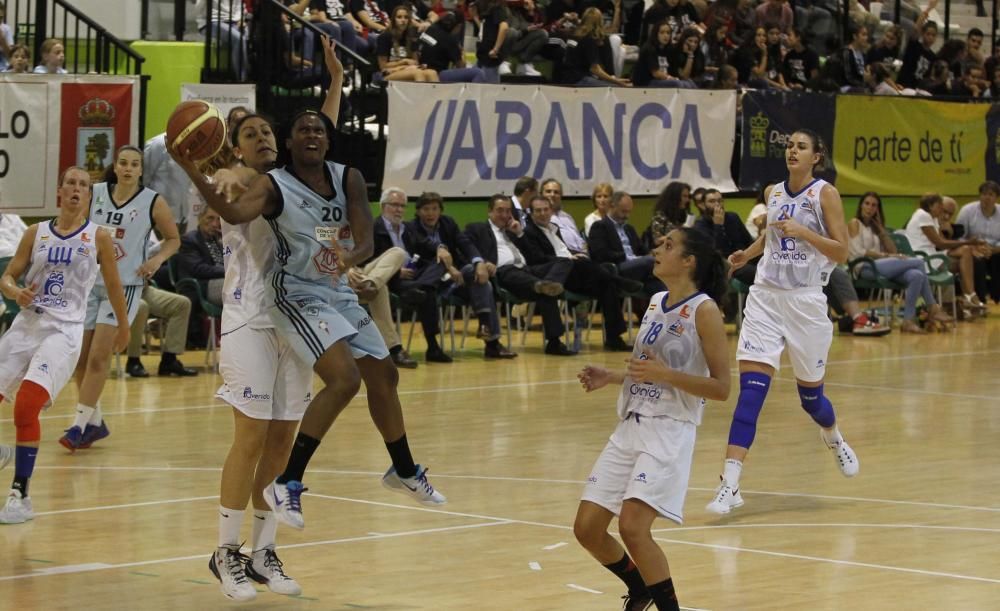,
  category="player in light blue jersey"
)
[0,167,129,523]
[706,129,860,517]
[61,146,181,452]
[176,106,445,533]
[574,228,731,611]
